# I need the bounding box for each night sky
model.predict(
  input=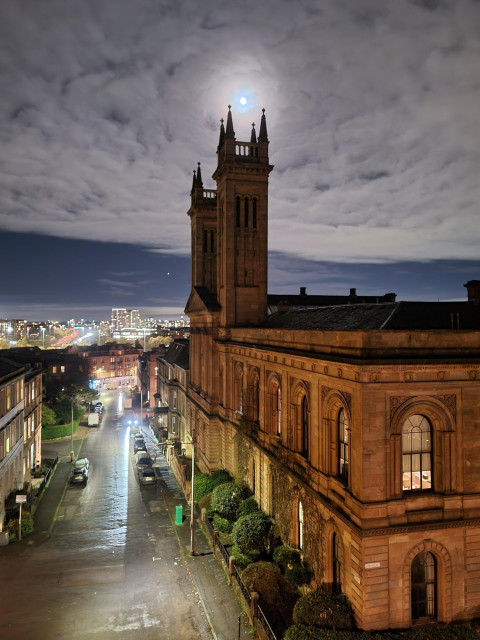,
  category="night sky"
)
[1,0,479,321]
